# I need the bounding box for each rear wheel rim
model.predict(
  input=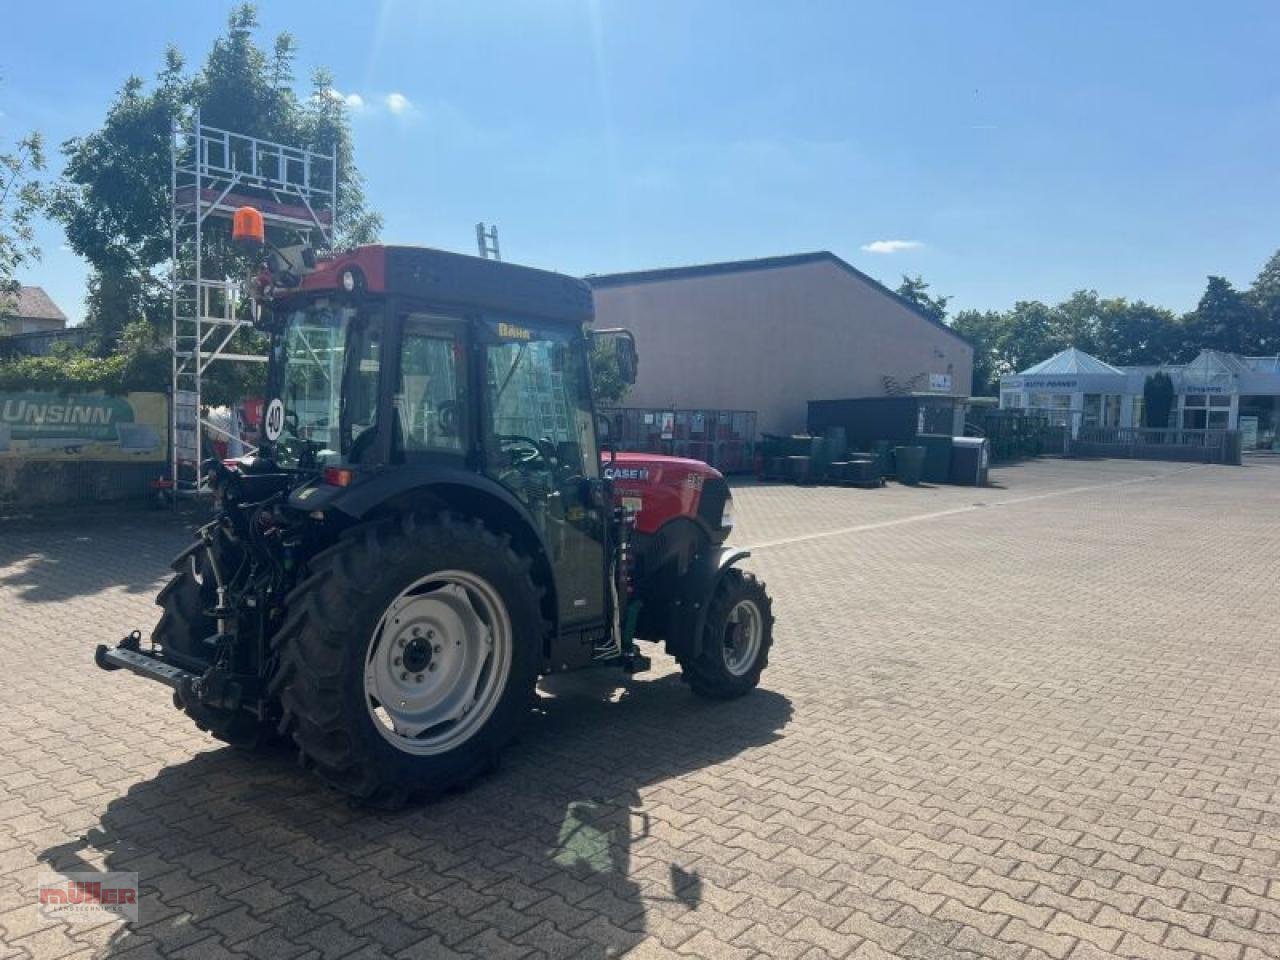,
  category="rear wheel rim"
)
[365,570,513,756]
[722,599,763,676]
